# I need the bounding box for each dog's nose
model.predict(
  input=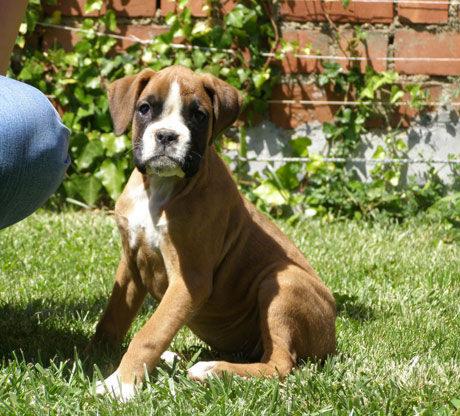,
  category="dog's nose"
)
[156,129,179,145]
